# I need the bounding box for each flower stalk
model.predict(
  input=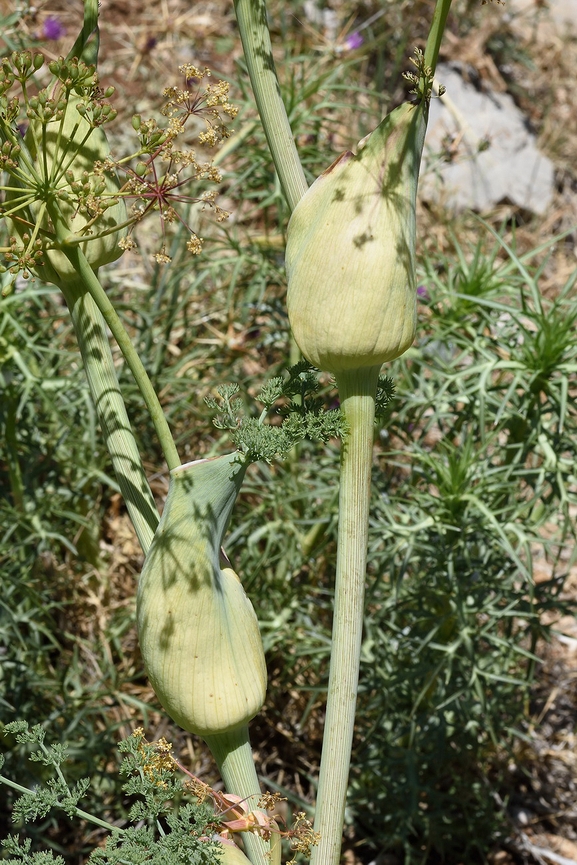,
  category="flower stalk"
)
[424,0,453,76]
[2,8,277,862]
[206,727,272,865]
[309,367,379,865]
[137,453,269,865]
[59,275,159,553]
[239,0,454,860]
[0,21,164,552]
[55,228,181,472]
[0,1,240,547]
[232,0,307,211]
[0,0,457,859]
